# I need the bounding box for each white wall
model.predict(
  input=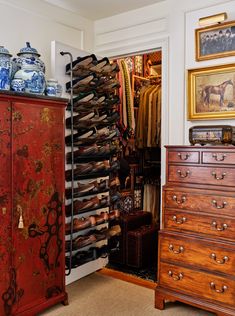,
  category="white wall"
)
[94,0,234,147]
[0,0,94,77]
